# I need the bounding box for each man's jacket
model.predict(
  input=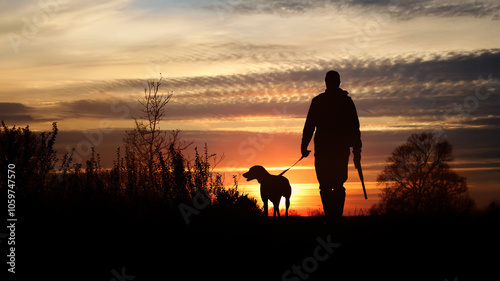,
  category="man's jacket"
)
[302,87,362,152]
